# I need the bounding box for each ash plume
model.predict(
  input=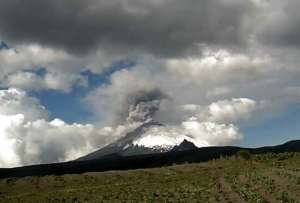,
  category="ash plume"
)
[124,88,168,123]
